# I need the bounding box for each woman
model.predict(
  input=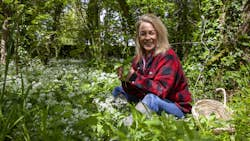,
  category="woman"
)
[112,14,192,118]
